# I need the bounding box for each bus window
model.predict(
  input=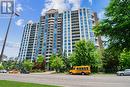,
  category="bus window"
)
[77,68,79,70]
[81,68,84,70]
[85,67,88,70]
